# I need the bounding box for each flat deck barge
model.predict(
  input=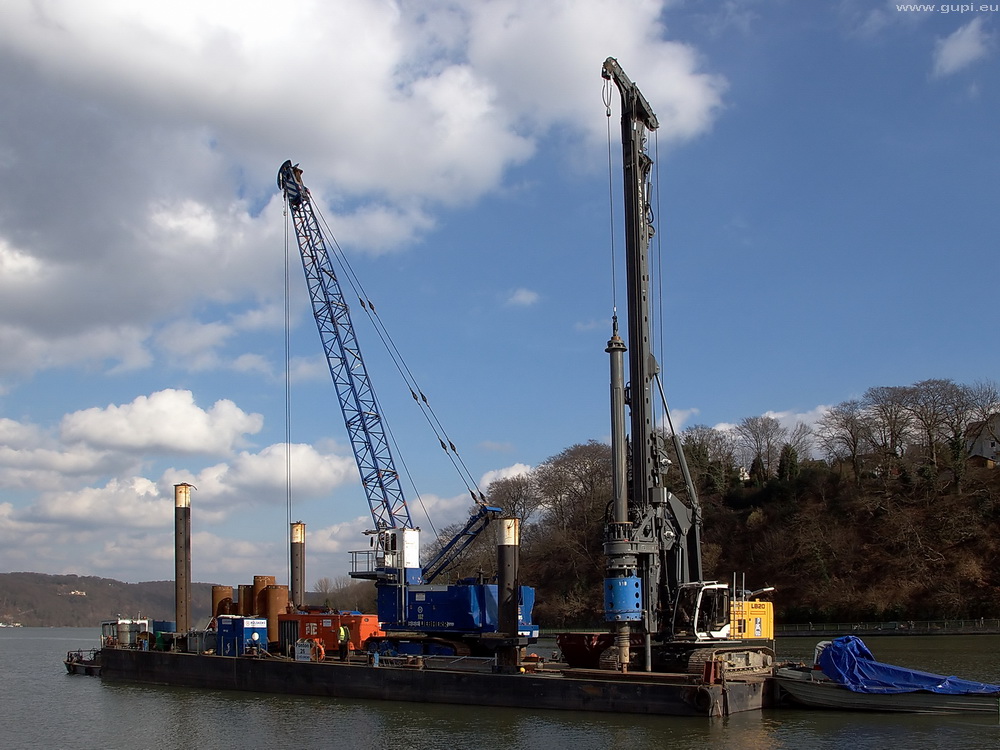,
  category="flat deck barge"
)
[99,647,770,717]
